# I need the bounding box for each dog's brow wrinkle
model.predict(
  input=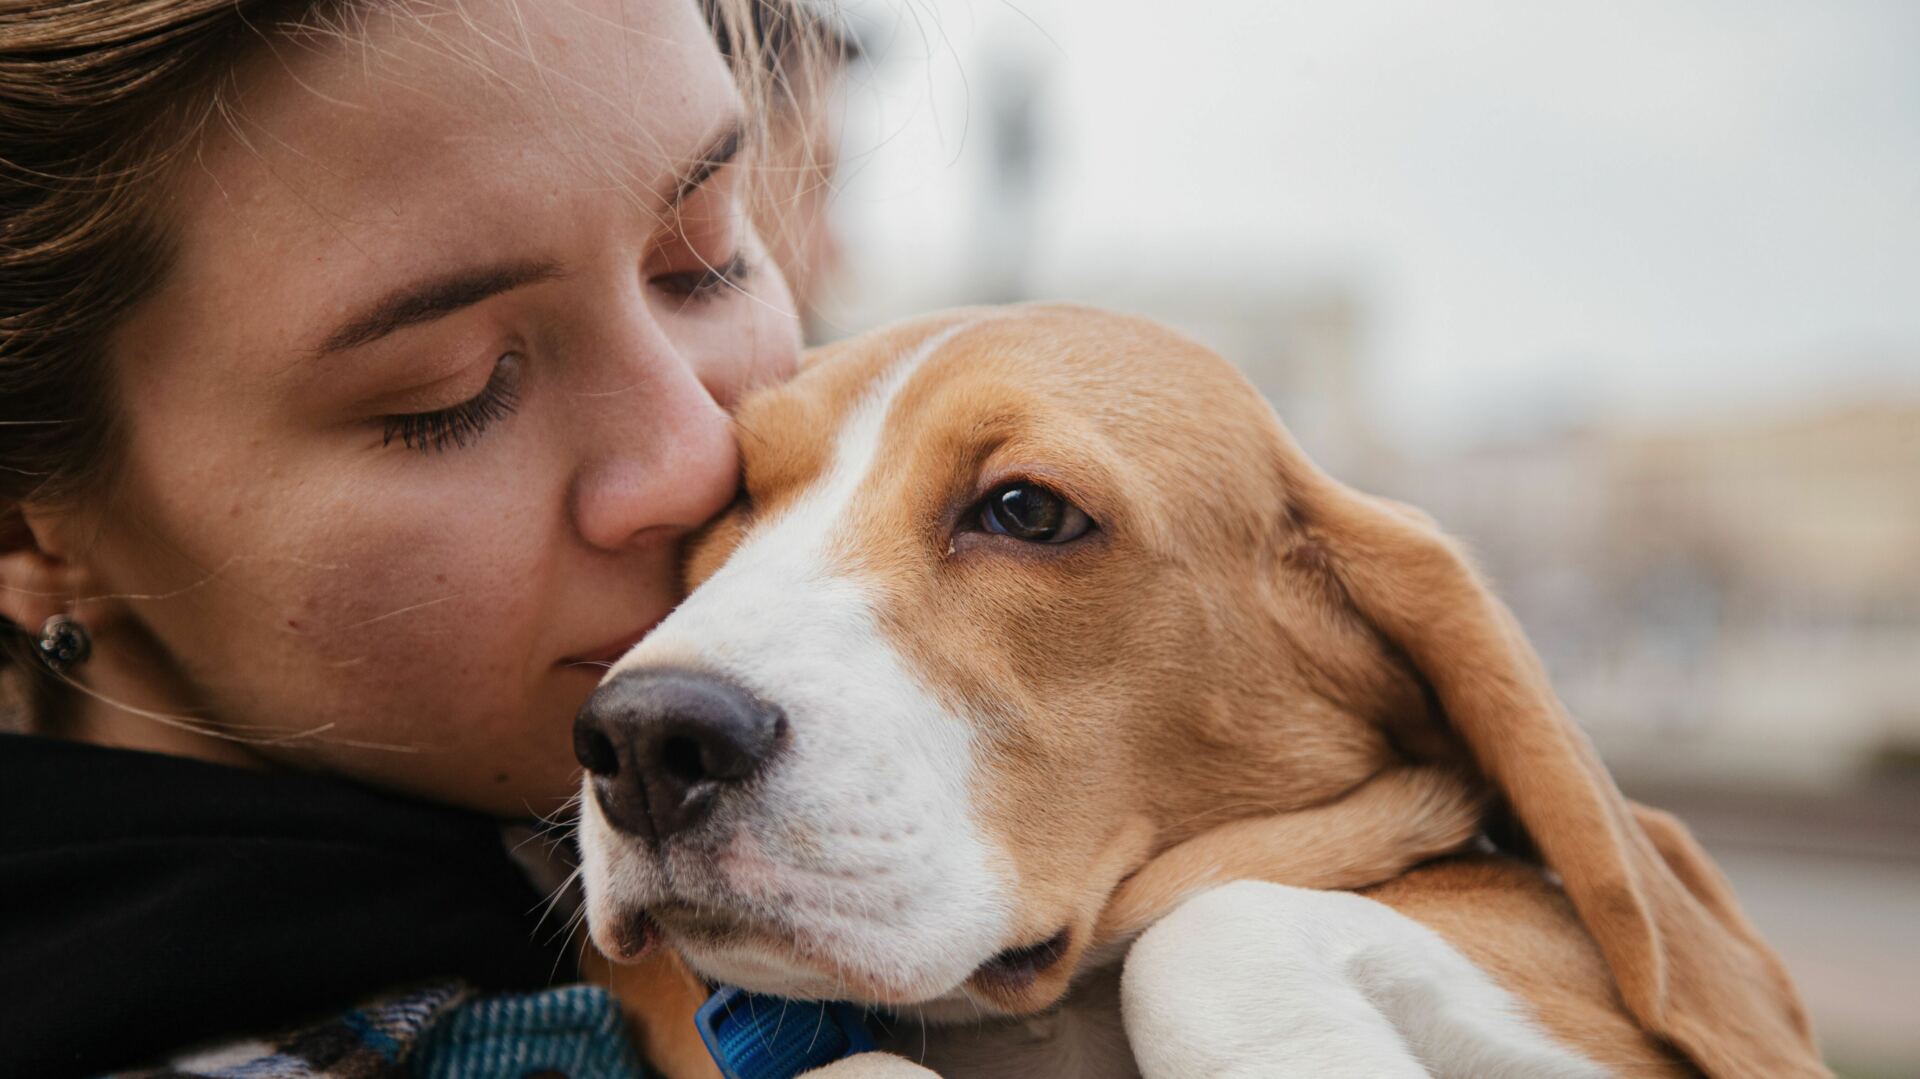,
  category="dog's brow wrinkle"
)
[815,317,986,514]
